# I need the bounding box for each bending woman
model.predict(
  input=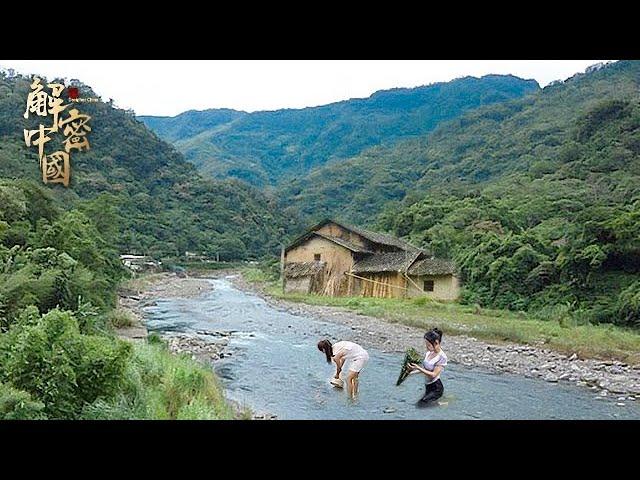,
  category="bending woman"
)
[317,339,369,399]
[407,328,447,406]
